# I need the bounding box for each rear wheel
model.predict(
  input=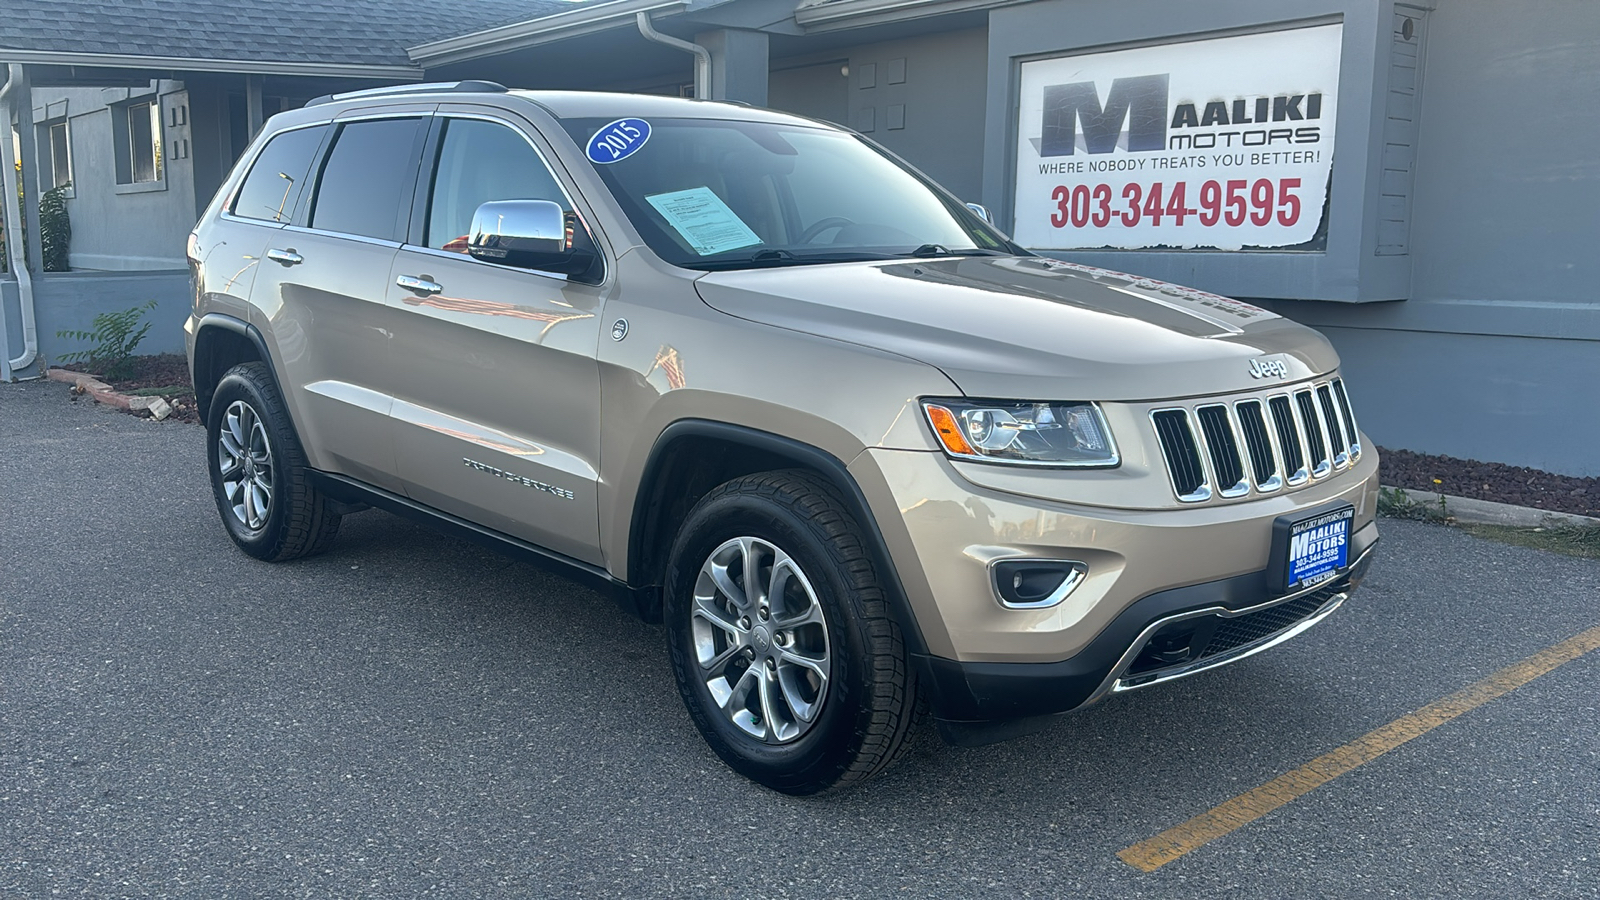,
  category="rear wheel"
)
[206,362,340,561]
[665,470,919,794]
